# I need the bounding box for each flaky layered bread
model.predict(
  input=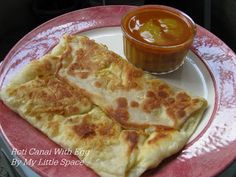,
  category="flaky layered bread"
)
[0,35,207,177]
